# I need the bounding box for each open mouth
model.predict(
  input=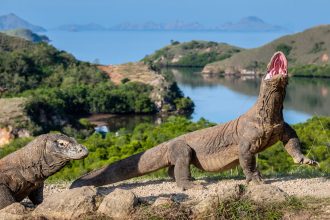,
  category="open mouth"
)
[265,51,288,80]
